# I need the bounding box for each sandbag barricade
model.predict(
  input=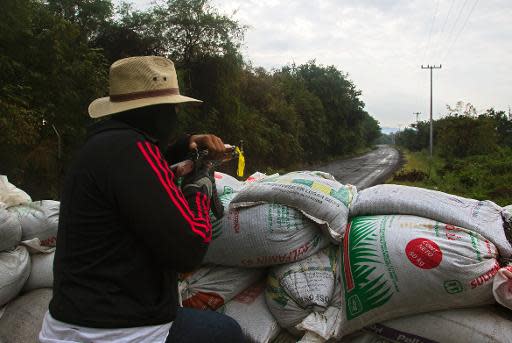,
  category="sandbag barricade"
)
[217,281,280,343]
[350,184,512,258]
[204,193,330,267]
[231,171,356,242]
[8,200,60,247]
[179,265,265,310]
[0,205,22,252]
[0,246,31,307]
[338,214,503,336]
